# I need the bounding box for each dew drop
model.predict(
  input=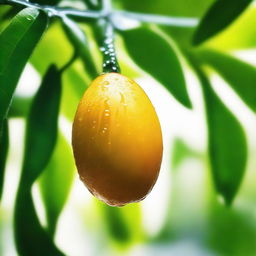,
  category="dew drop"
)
[105,38,112,44]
